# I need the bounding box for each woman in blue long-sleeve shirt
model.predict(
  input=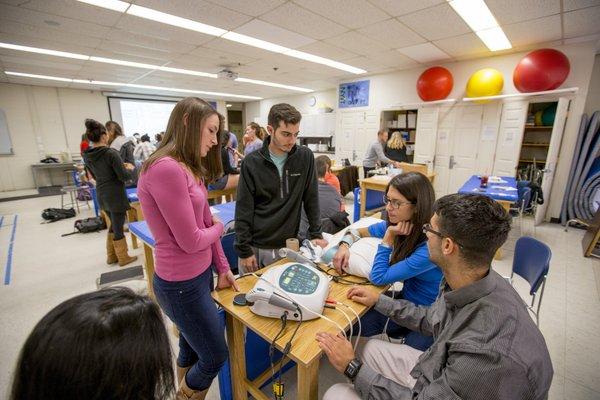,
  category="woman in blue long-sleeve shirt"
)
[333,172,442,350]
